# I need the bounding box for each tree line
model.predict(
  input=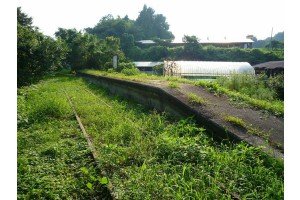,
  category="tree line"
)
[18,7,127,87]
[18,5,283,87]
